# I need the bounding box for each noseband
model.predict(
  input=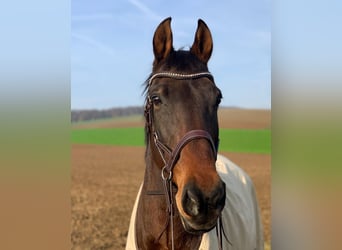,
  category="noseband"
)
[144,72,224,250]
